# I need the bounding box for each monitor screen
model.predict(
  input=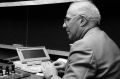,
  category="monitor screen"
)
[16,47,50,62]
[21,49,46,59]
